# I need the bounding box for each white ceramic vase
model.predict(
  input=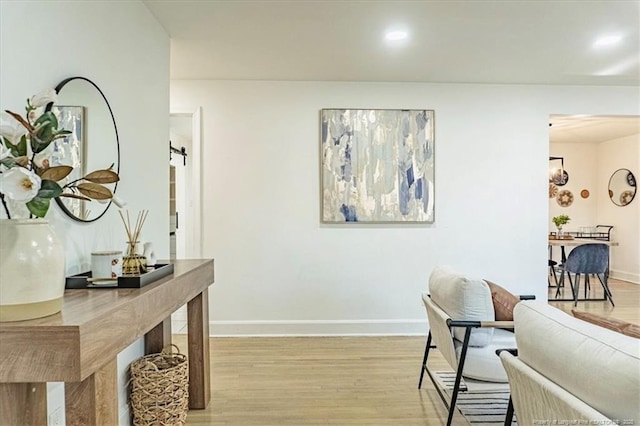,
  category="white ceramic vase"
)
[0,219,65,322]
